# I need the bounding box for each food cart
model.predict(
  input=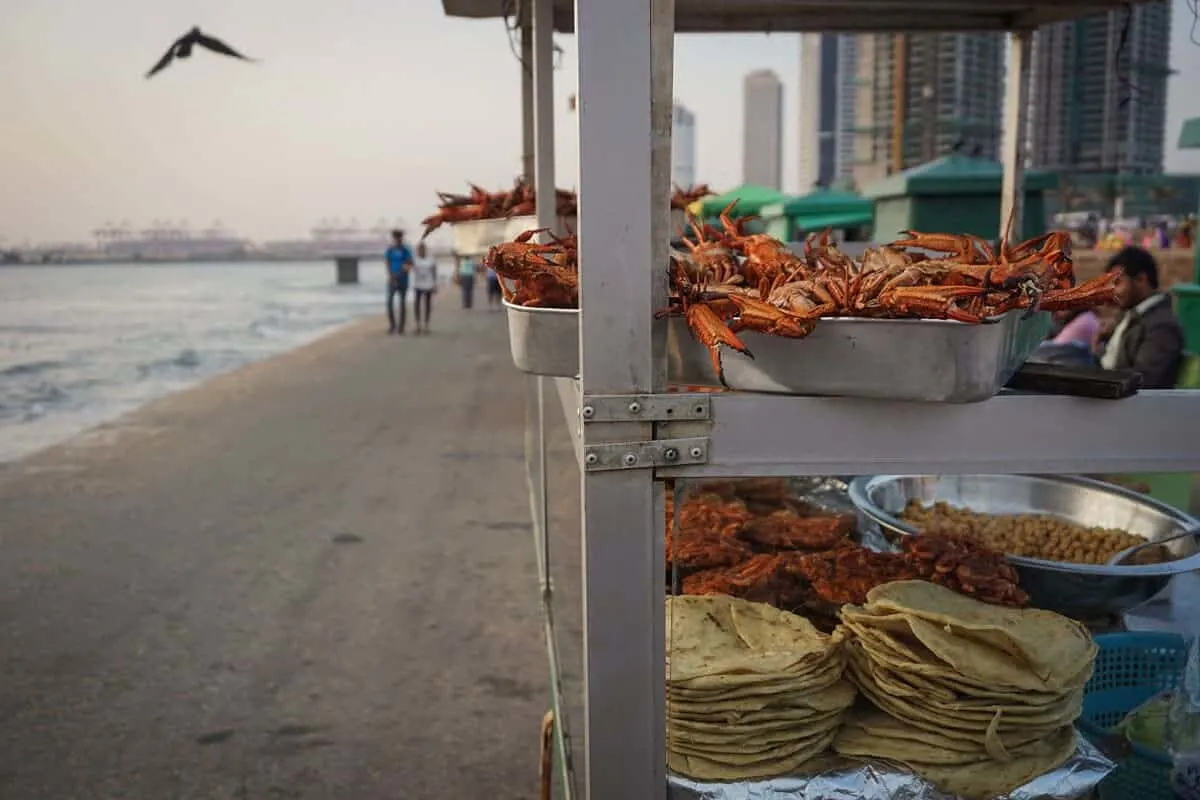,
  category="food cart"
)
[438,1,1200,797]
